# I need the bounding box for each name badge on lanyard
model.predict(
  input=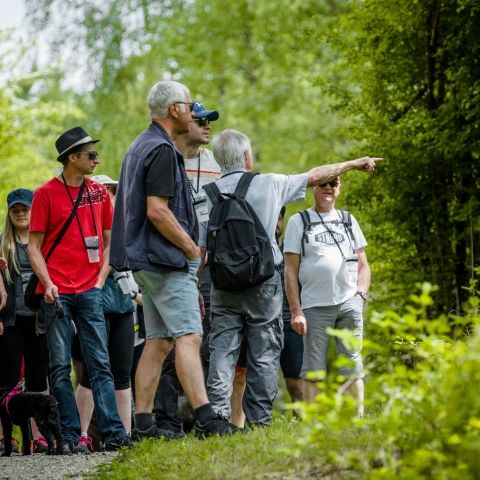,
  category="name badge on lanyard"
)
[193,191,209,223]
